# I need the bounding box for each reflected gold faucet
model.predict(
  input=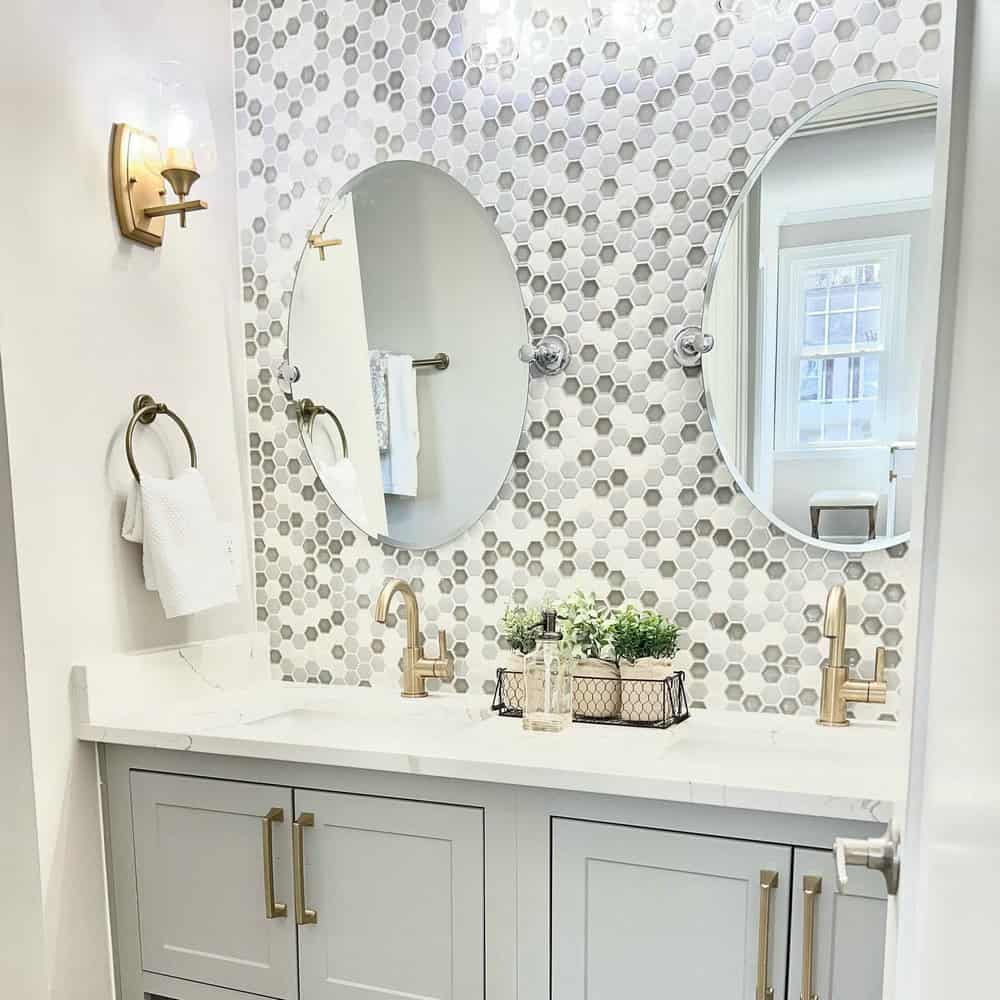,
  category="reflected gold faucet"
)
[374,578,453,698]
[817,584,888,726]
